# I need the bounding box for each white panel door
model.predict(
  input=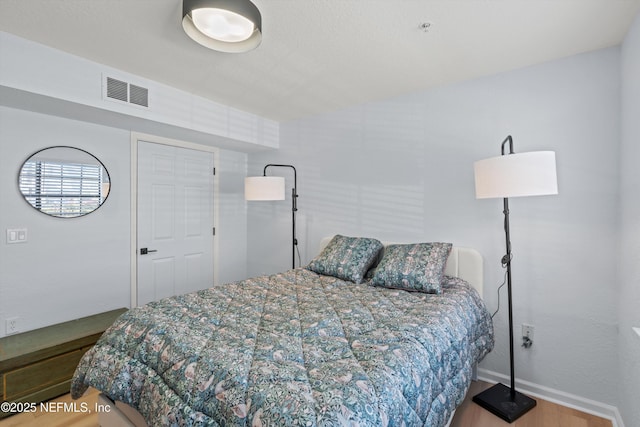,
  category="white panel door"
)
[137,141,214,305]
